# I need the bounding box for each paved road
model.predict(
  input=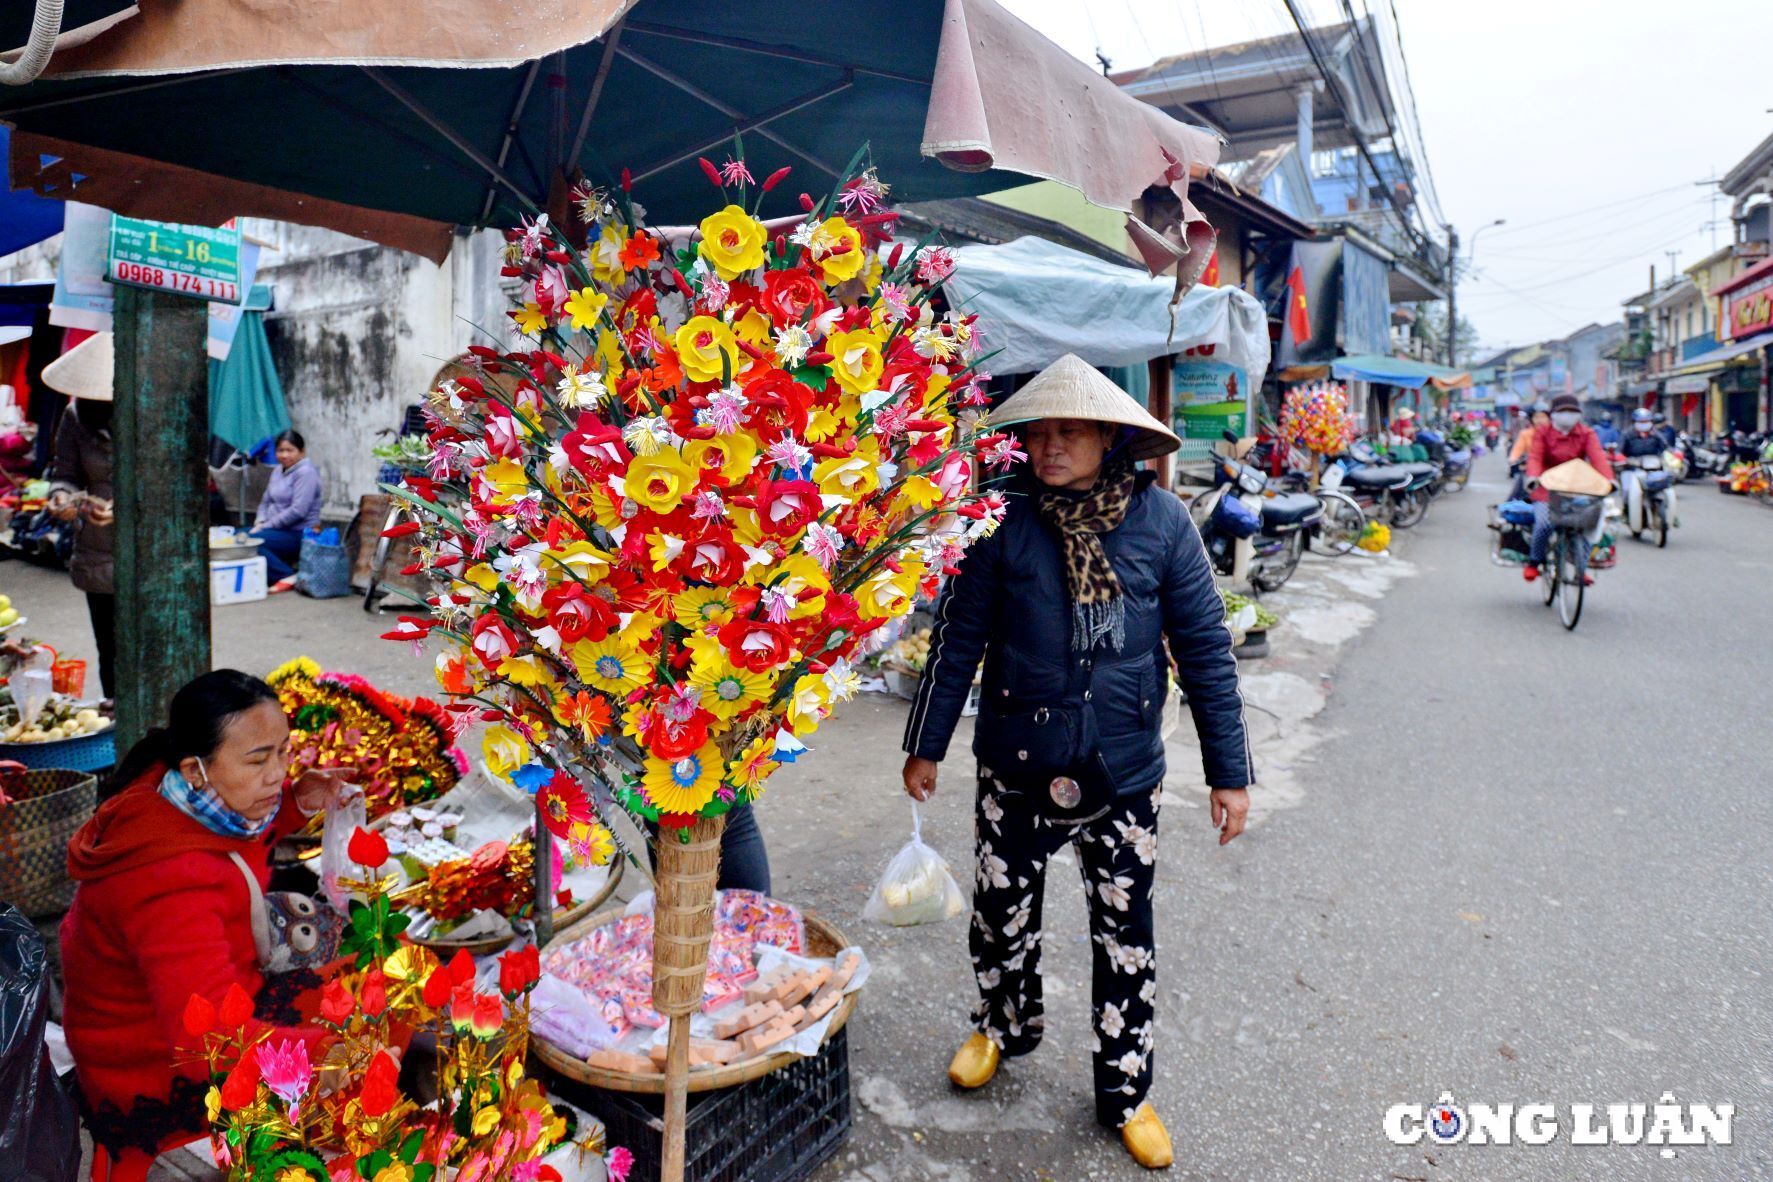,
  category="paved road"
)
[808,454,1771,1182]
